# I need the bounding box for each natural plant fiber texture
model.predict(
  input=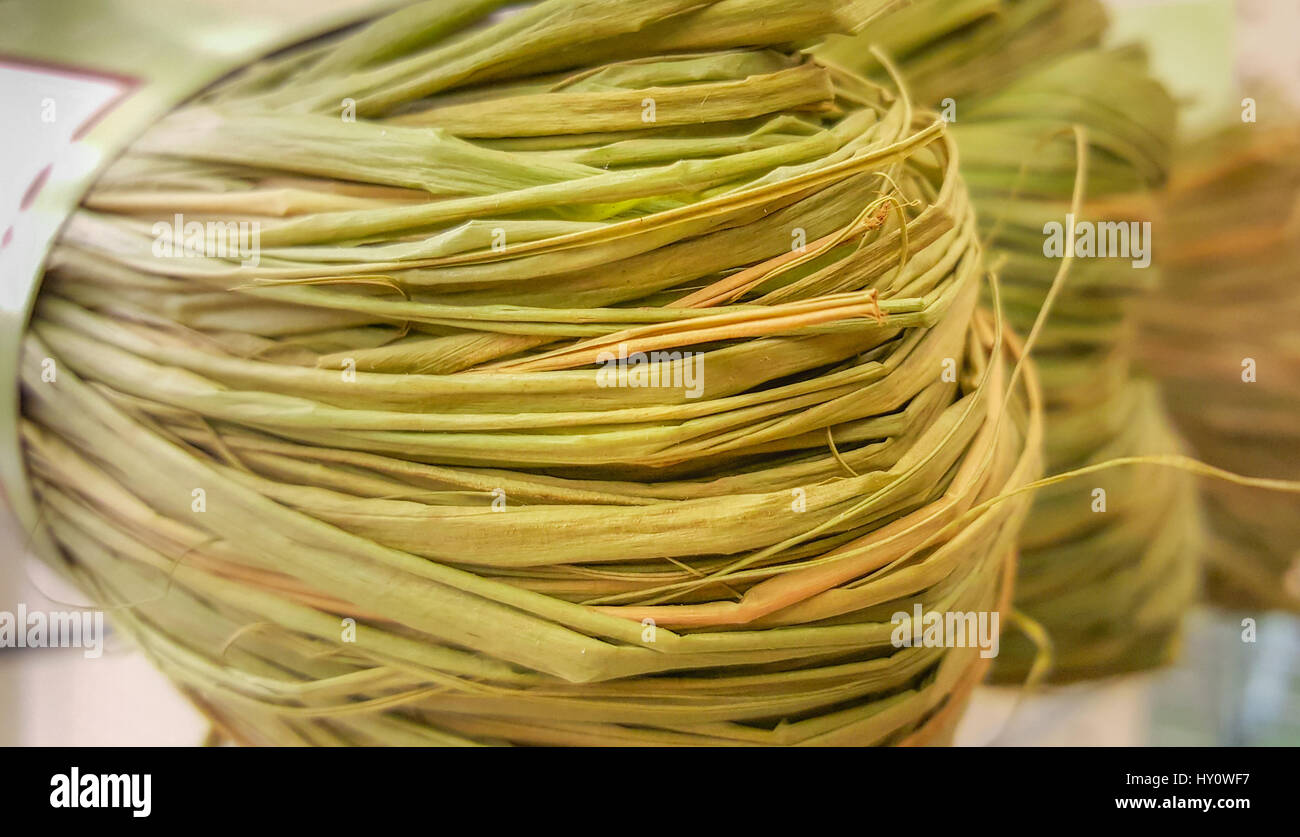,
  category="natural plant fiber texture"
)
[815,0,1107,109]
[1137,118,1300,614]
[958,48,1198,683]
[818,3,1200,682]
[18,0,1044,745]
